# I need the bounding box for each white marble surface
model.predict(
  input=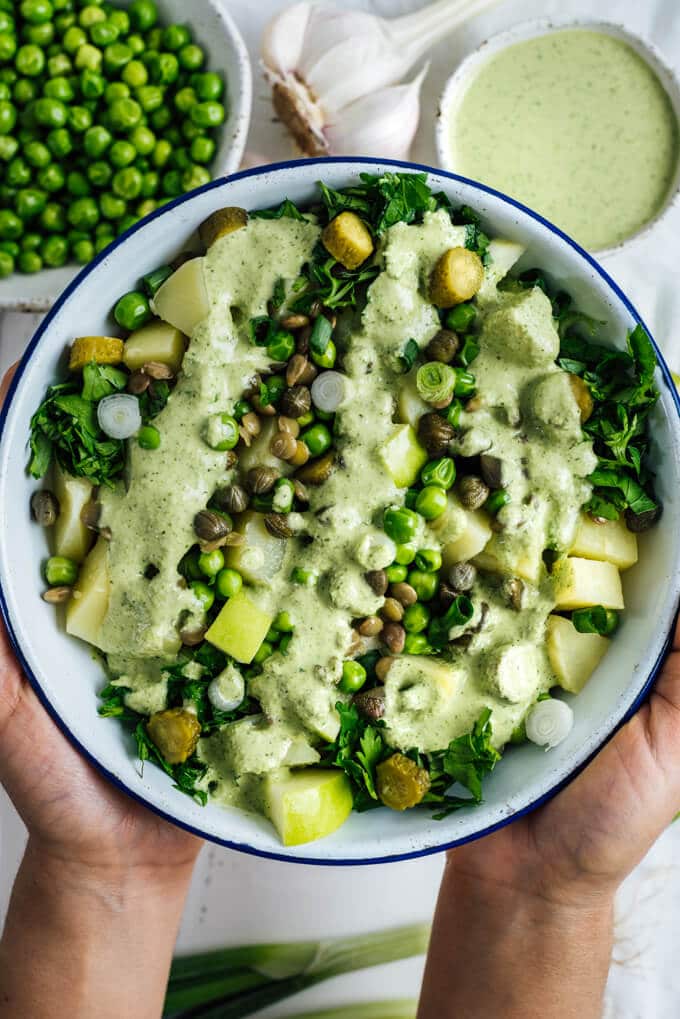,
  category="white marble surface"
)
[2,1,680,1016]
